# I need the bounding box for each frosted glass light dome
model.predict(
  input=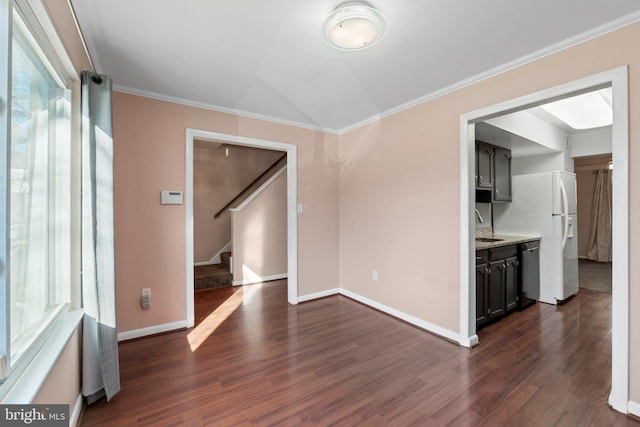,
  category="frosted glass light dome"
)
[322,2,387,51]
